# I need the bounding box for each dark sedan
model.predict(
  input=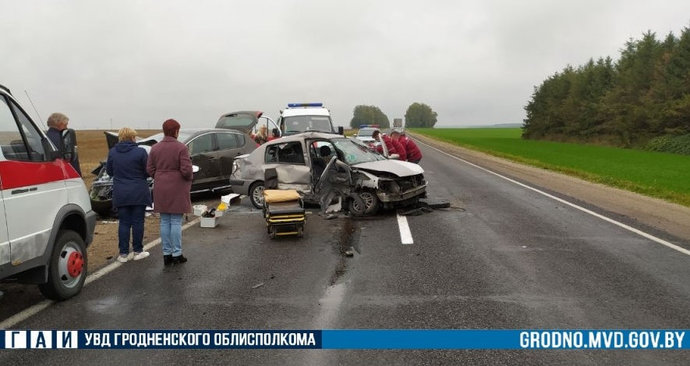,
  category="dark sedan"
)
[90,128,256,216]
